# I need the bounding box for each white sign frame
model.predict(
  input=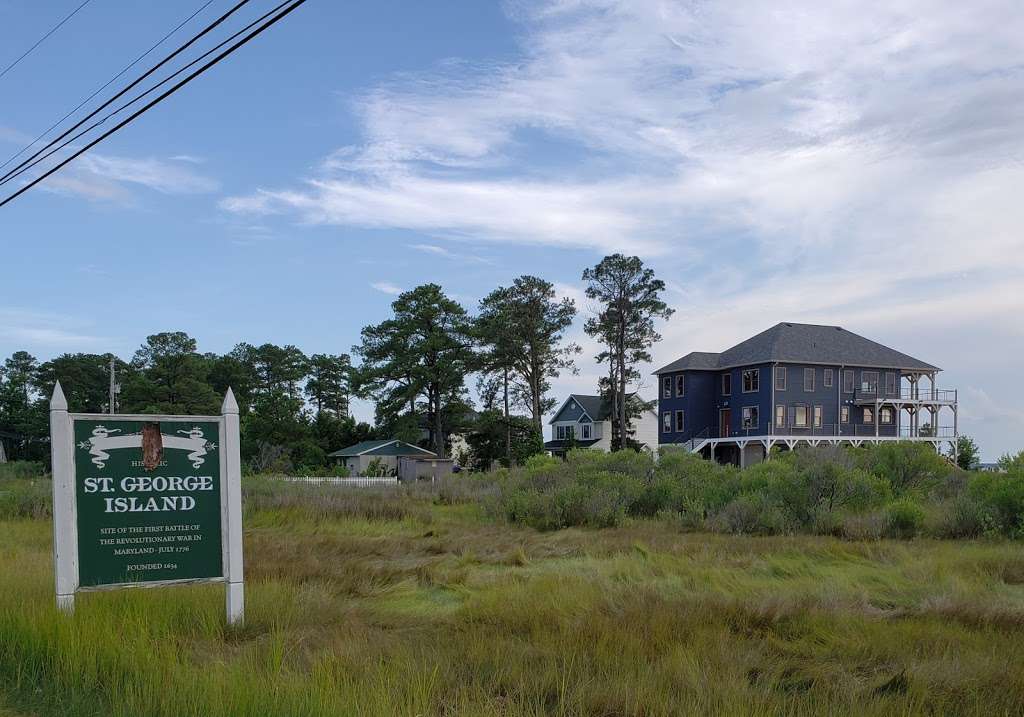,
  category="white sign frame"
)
[49,383,245,625]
